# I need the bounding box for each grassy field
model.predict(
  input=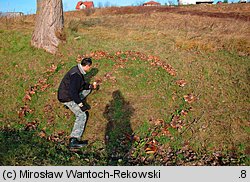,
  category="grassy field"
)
[0,4,249,165]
